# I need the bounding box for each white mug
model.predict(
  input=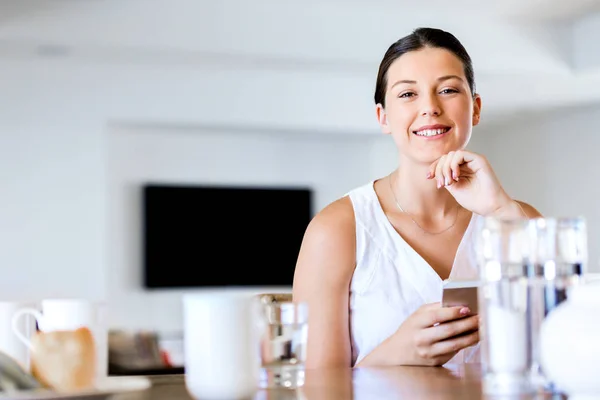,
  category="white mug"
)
[0,301,36,370]
[183,291,259,400]
[11,299,108,381]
